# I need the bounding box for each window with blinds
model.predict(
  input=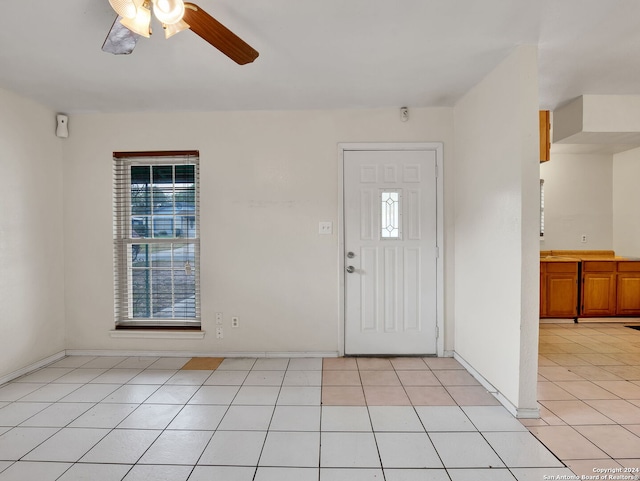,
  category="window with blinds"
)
[540,179,545,238]
[113,151,200,328]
